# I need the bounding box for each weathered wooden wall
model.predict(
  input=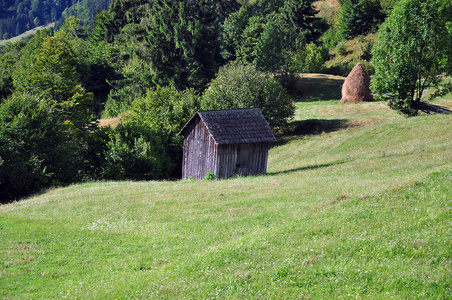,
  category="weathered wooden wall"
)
[216,142,269,179]
[181,117,217,179]
[181,114,271,179]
